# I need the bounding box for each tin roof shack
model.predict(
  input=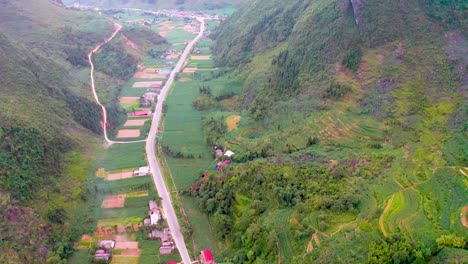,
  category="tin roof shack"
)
[133,166,151,176]
[149,200,158,211]
[94,249,111,261]
[149,210,160,225]
[200,249,214,264]
[140,92,158,107]
[97,240,115,249]
[149,228,171,242]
